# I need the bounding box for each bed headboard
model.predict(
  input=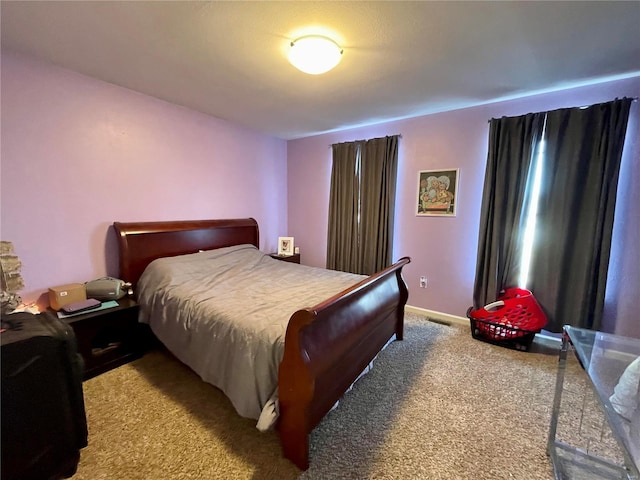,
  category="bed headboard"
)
[113,218,260,288]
